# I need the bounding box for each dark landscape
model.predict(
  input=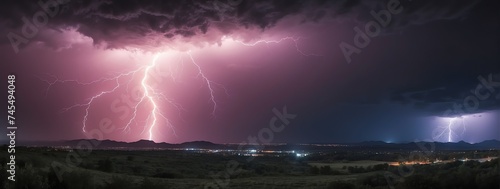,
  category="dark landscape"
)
[1,140,499,188]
